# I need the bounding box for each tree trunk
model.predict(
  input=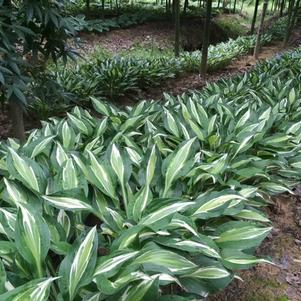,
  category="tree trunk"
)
[184,0,189,13]
[251,0,260,34]
[86,0,90,11]
[9,100,26,142]
[200,0,212,76]
[254,0,269,59]
[283,0,296,46]
[240,0,245,13]
[280,0,285,15]
[233,0,237,12]
[174,0,181,56]
[291,0,300,27]
[102,0,105,18]
[217,0,221,8]
[172,0,176,21]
